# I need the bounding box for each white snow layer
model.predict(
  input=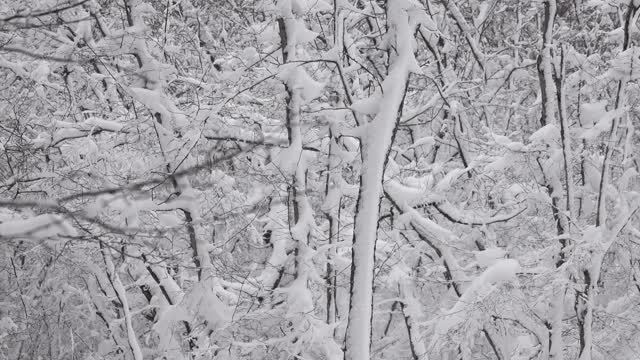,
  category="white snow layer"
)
[433,259,519,341]
[0,214,77,239]
[475,247,507,267]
